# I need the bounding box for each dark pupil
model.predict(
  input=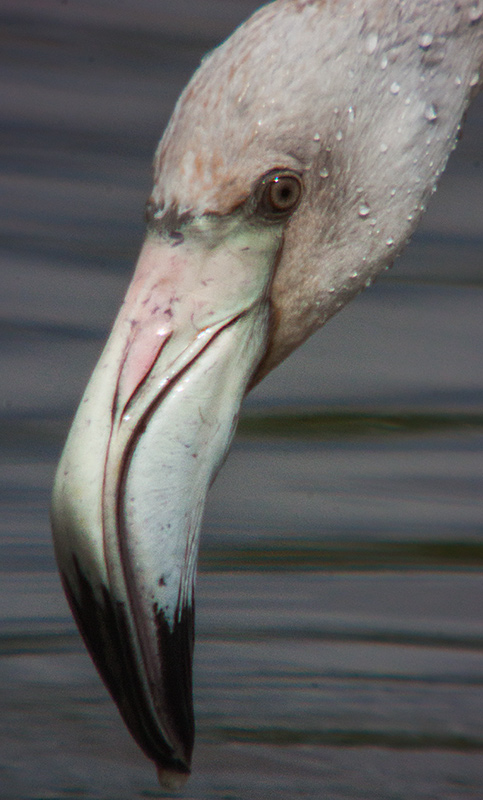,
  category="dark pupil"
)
[270,178,297,210]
